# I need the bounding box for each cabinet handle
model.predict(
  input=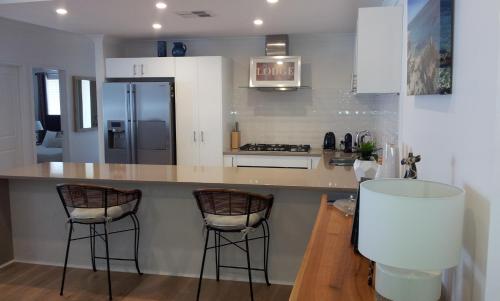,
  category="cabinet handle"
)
[133,64,137,76]
[351,73,357,93]
[193,131,196,142]
[141,64,144,76]
[201,131,204,142]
